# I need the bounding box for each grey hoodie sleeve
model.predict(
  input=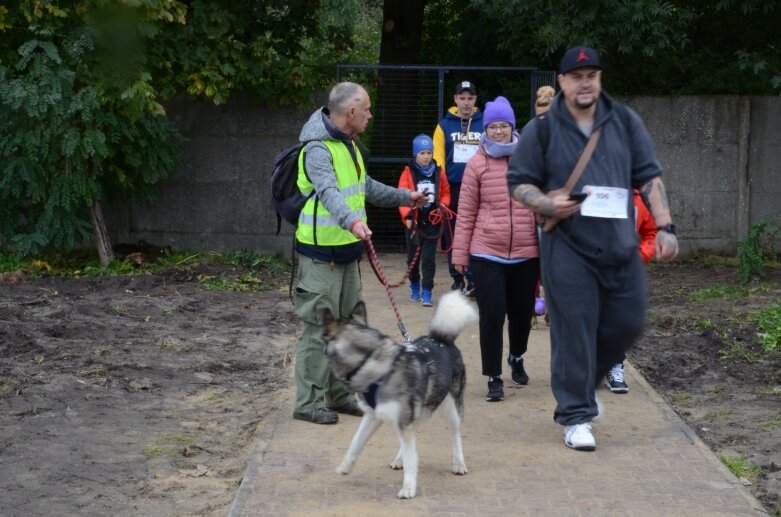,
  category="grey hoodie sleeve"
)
[304,142,412,230]
[366,176,411,208]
